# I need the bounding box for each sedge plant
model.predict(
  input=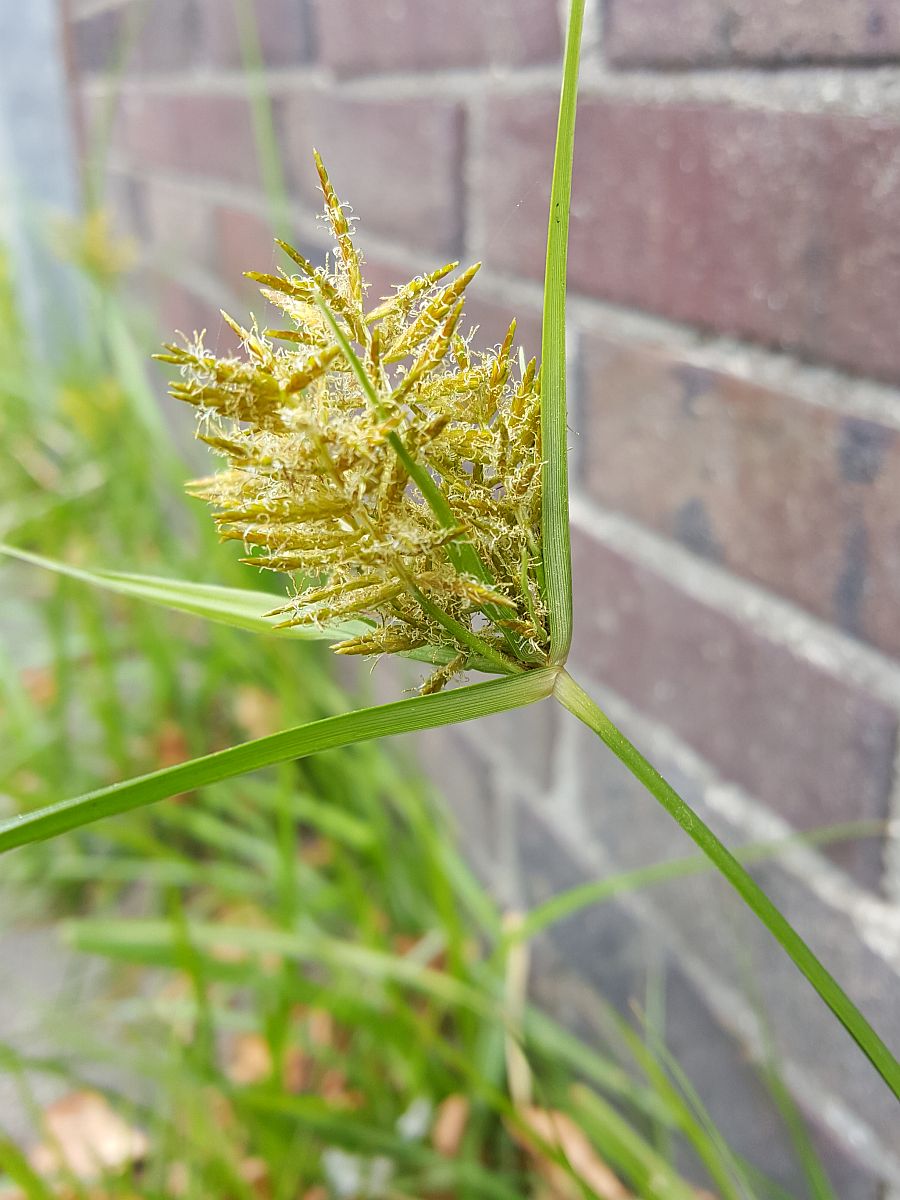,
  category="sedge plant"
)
[1,0,898,1109]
